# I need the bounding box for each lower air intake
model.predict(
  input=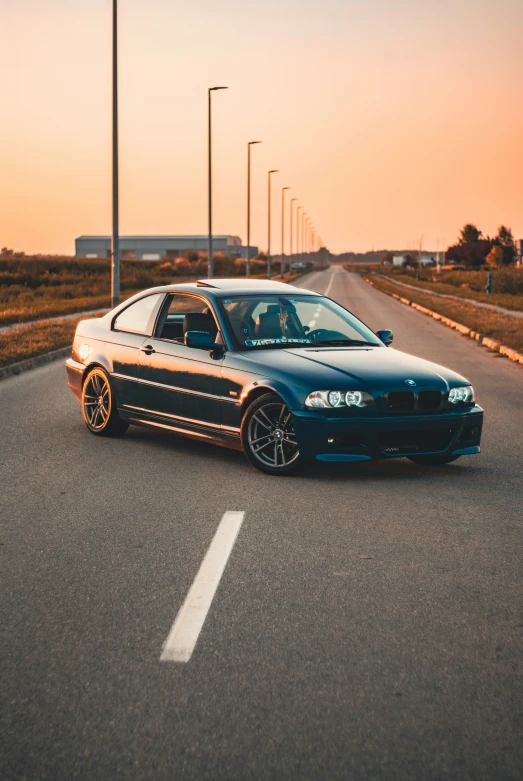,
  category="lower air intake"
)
[378,428,455,455]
